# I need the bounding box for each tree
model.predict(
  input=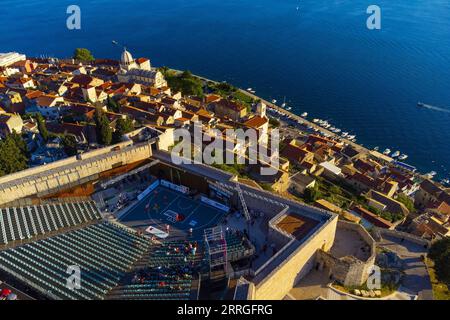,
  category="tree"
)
[304,186,322,203]
[113,117,134,143]
[396,193,415,212]
[73,48,94,61]
[10,131,28,156]
[94,108,112,145]
[165,70,204,97]
[106,96,120,113]
[0,134,29,177]
[62,134,78,156]
[429,238,450,284]
[35,113,49,142]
